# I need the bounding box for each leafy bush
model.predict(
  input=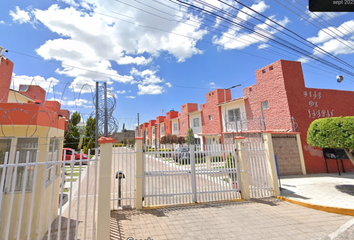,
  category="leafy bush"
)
[307,117,354,165]
[178,157,206,165]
